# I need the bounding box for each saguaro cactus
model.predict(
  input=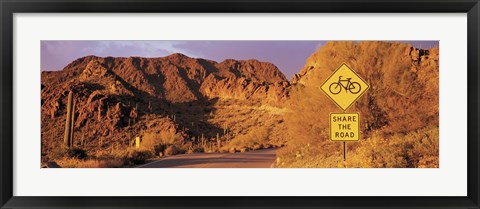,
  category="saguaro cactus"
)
[133,103,138,123]
[80,135,85,147]
[70,101,75,146]
[223,123,228,135]
[128,118,132,148]
[97,105,102,120]
[63,91,74,147]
